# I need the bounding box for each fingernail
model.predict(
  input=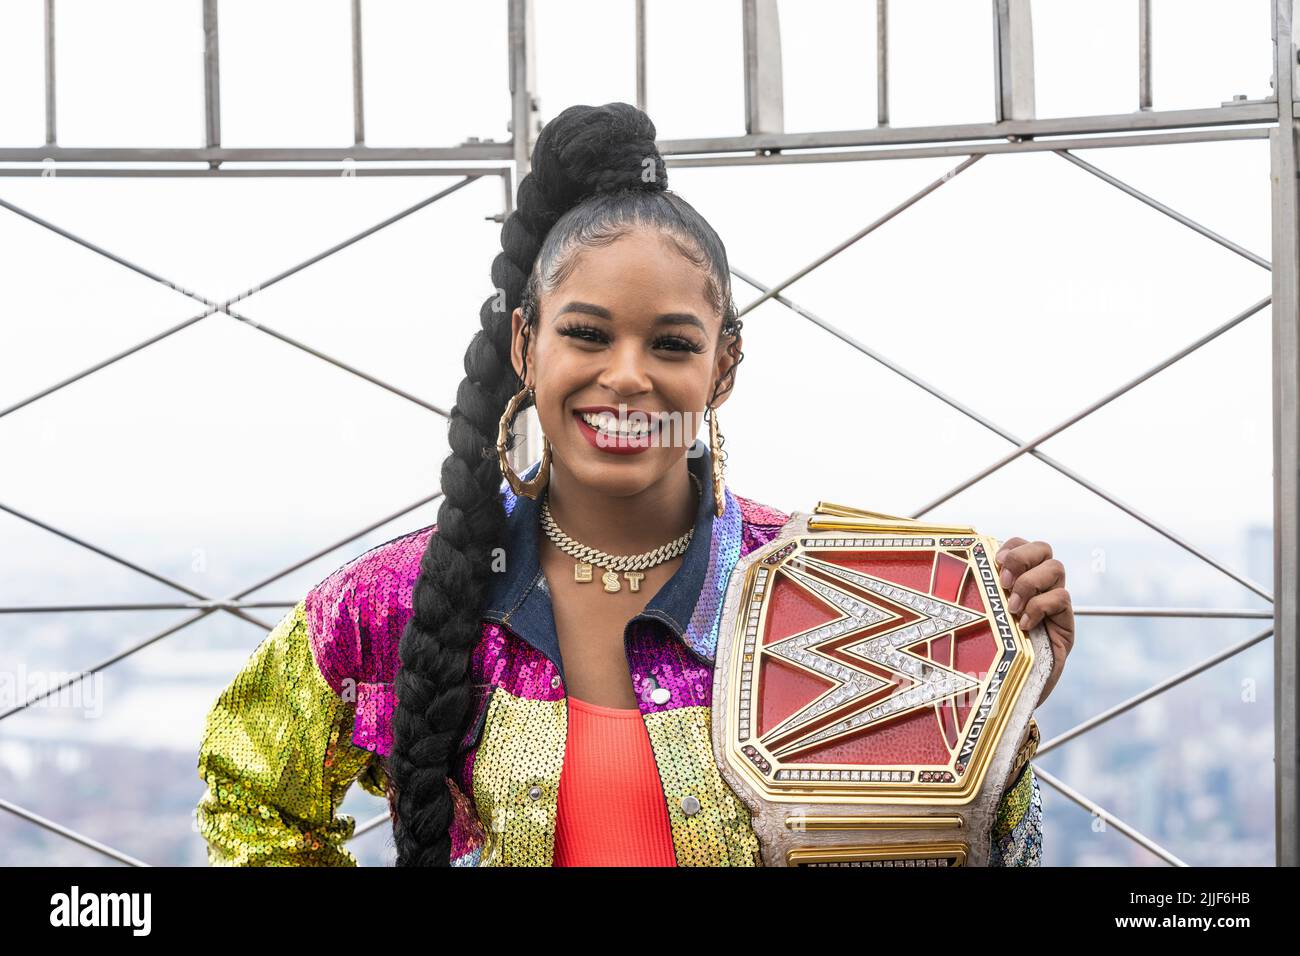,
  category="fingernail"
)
[1000,569,1013,589]
[1019,613,1030,629]
[1008,592,1022,614]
